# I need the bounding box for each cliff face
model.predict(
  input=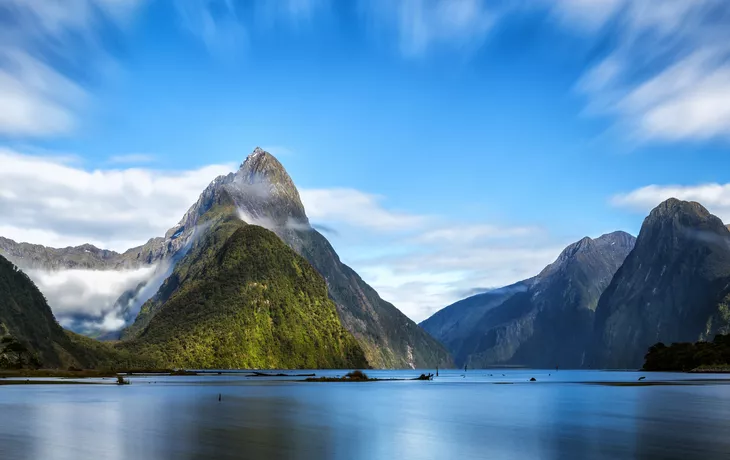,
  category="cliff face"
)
[421,232,635,368]
[592,199,730,369]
